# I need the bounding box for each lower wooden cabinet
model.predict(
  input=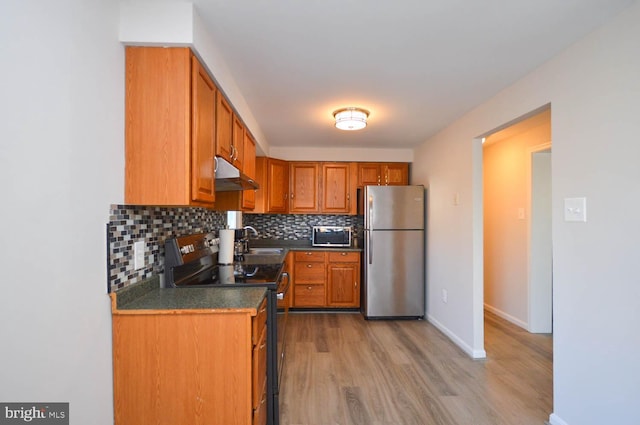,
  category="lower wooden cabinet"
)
[293,251,326,307]
[327,252,360,307]
[292,250,361,308]
[112,298,267,425]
